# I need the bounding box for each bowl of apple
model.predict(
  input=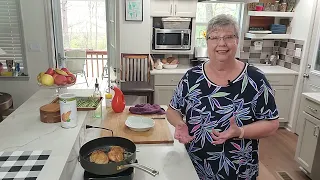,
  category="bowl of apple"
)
[37,67,77,89]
